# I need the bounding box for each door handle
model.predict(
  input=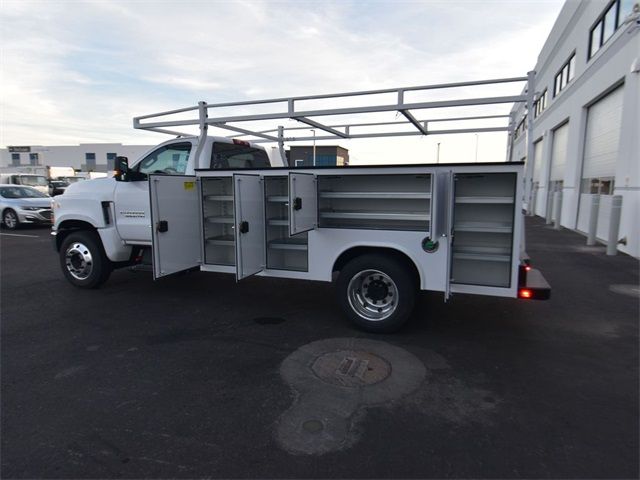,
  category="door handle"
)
[293,197,302,210]
[157,220,168,233]
[239,221,249,234]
